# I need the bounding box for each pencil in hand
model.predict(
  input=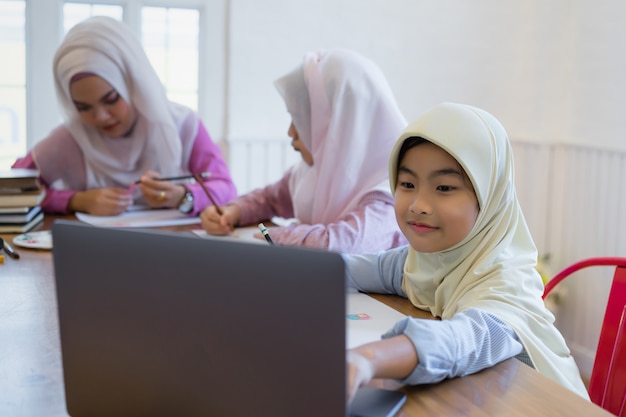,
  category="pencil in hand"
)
[193,173,223,216]
[133,172,211,185]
